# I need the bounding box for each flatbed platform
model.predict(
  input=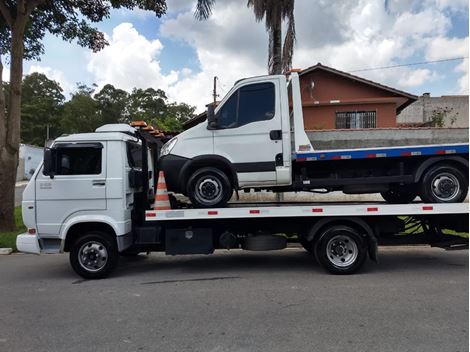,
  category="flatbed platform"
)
[146,202,469,221]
